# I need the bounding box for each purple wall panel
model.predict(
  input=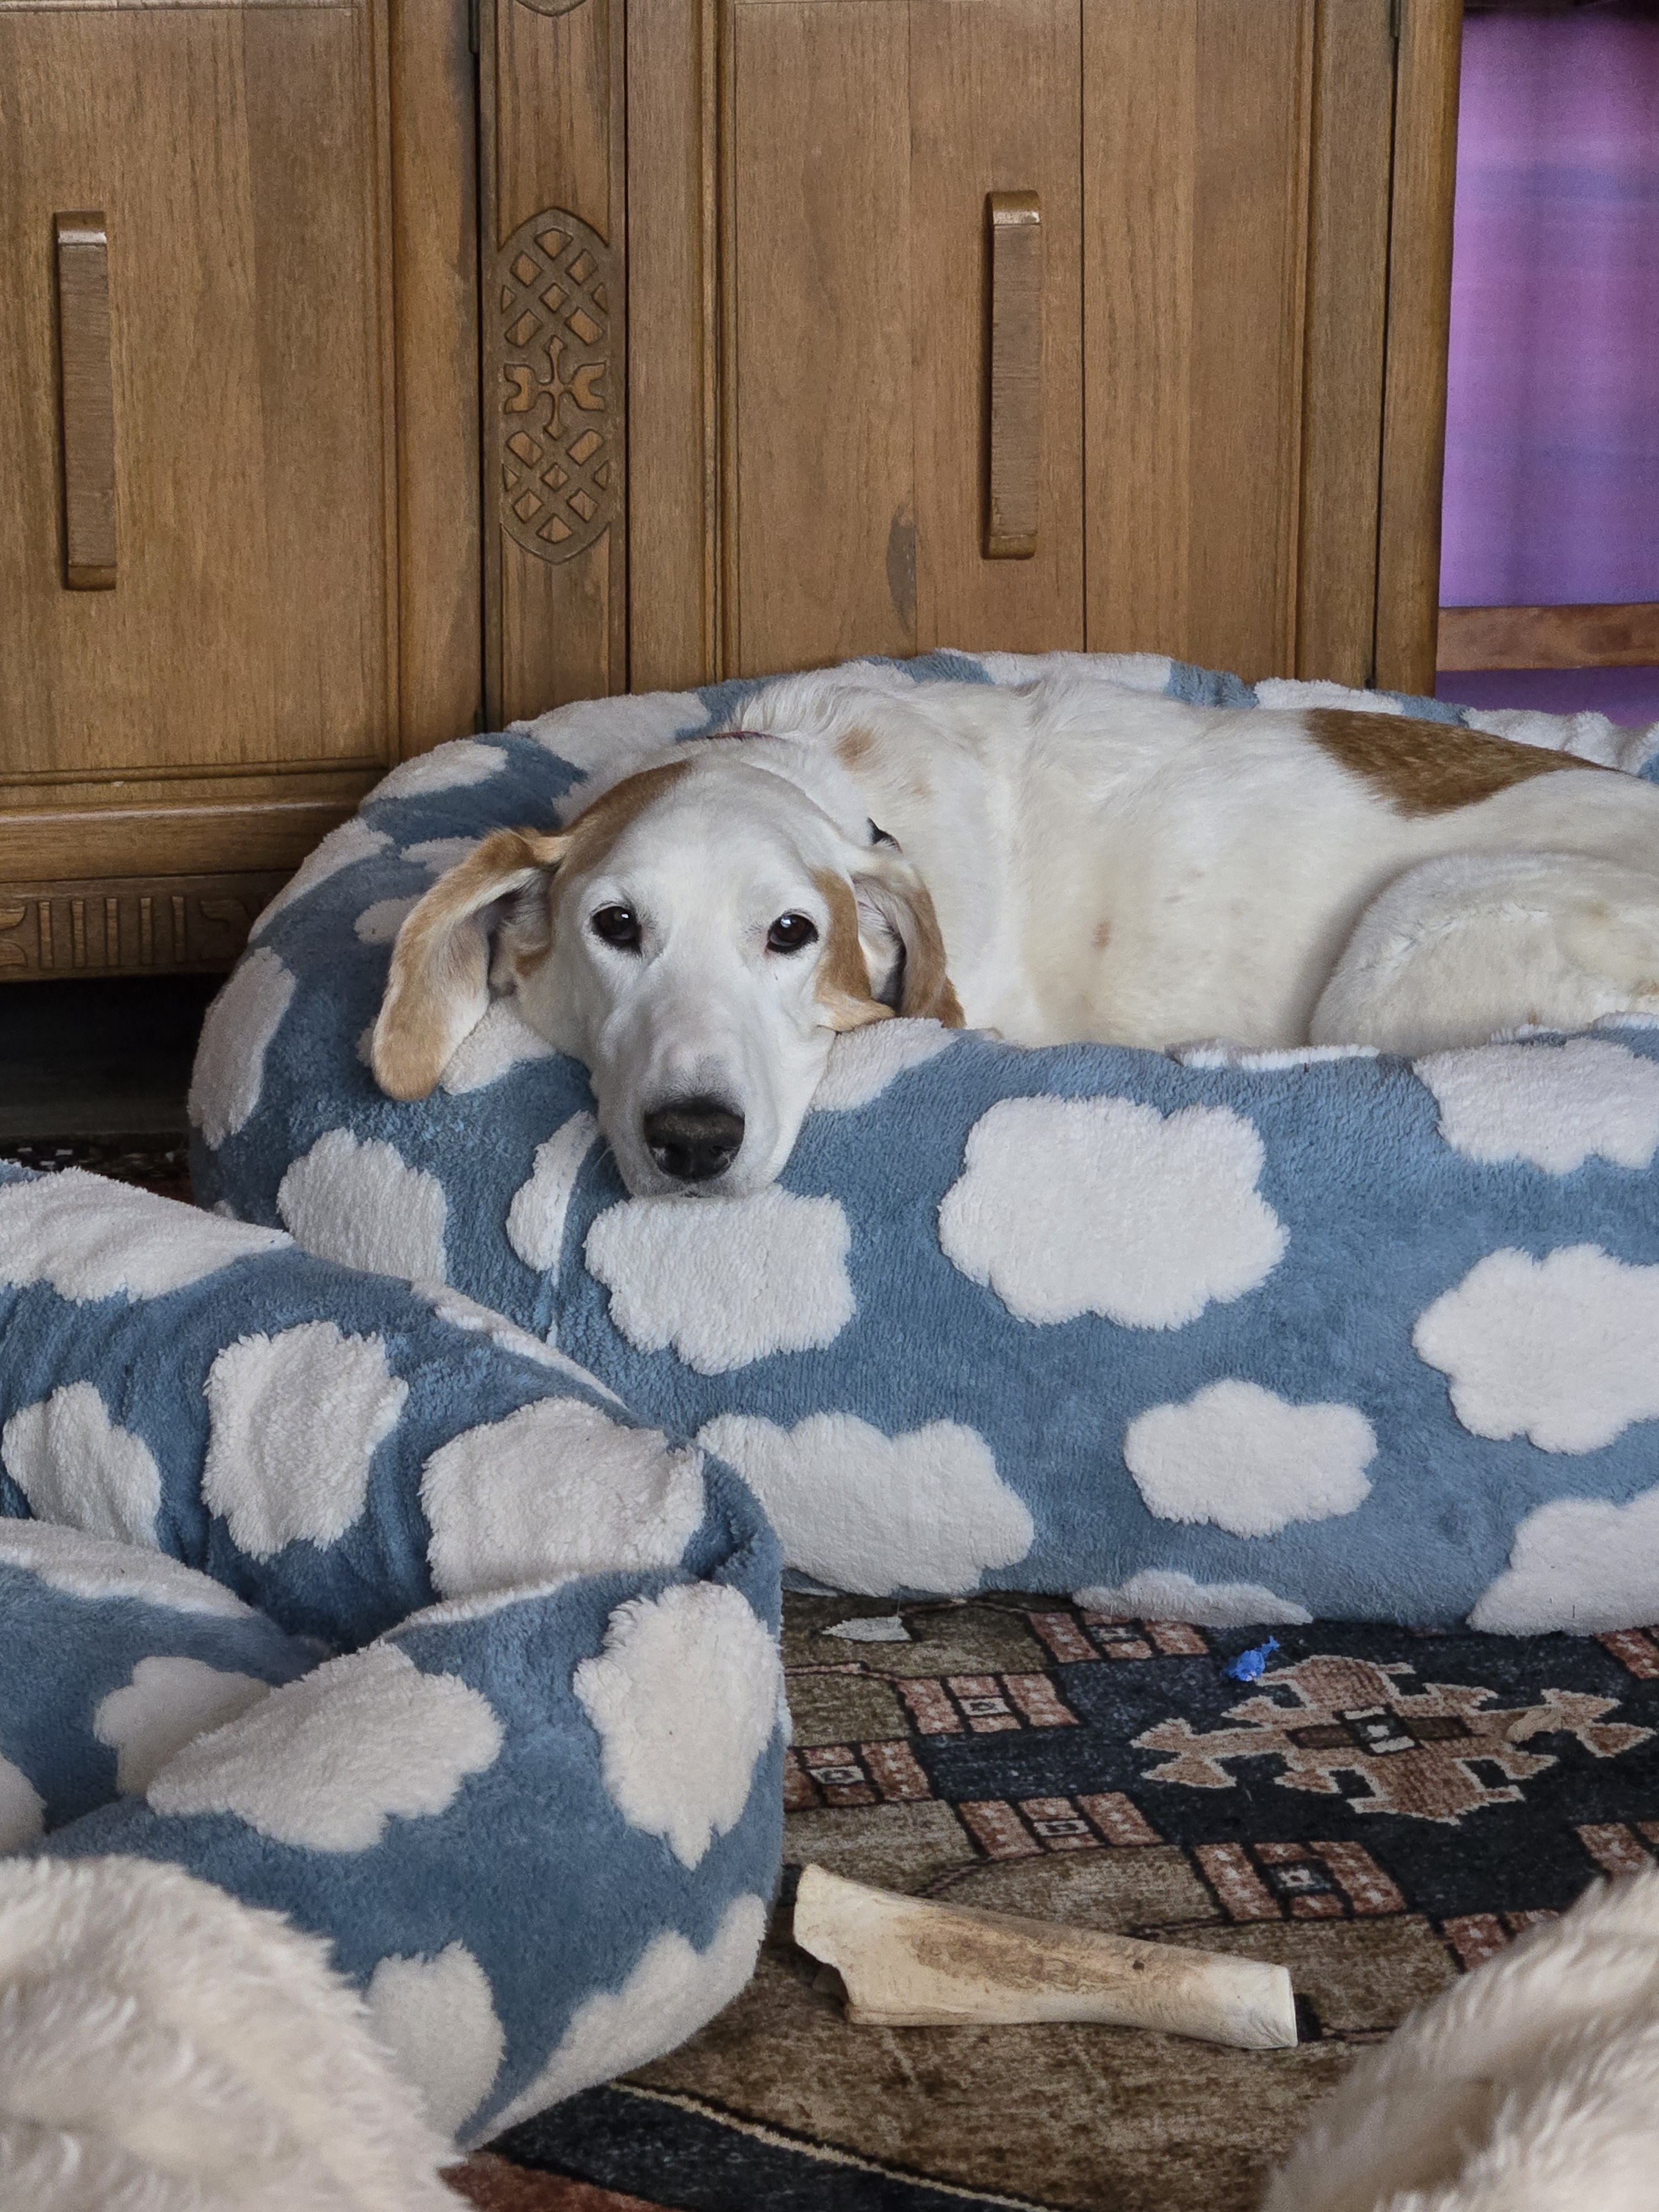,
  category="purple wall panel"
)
[1440,12,1659,611]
